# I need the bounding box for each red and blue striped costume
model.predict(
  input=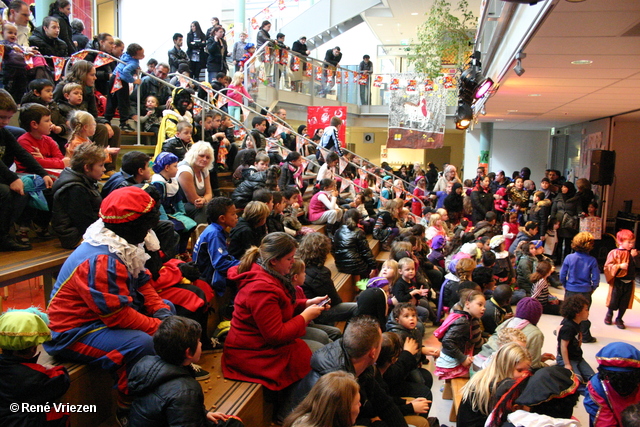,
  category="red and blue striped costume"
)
[44,242,172,396]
